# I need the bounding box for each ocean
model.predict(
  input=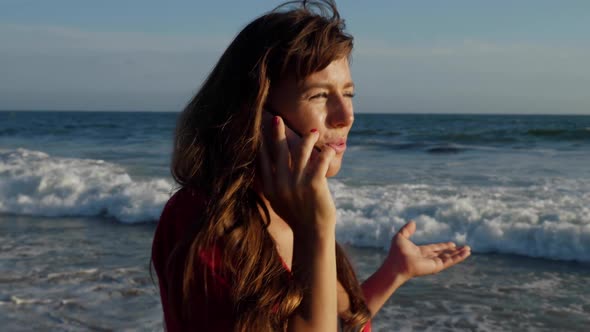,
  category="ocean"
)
[1,111,589,331]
